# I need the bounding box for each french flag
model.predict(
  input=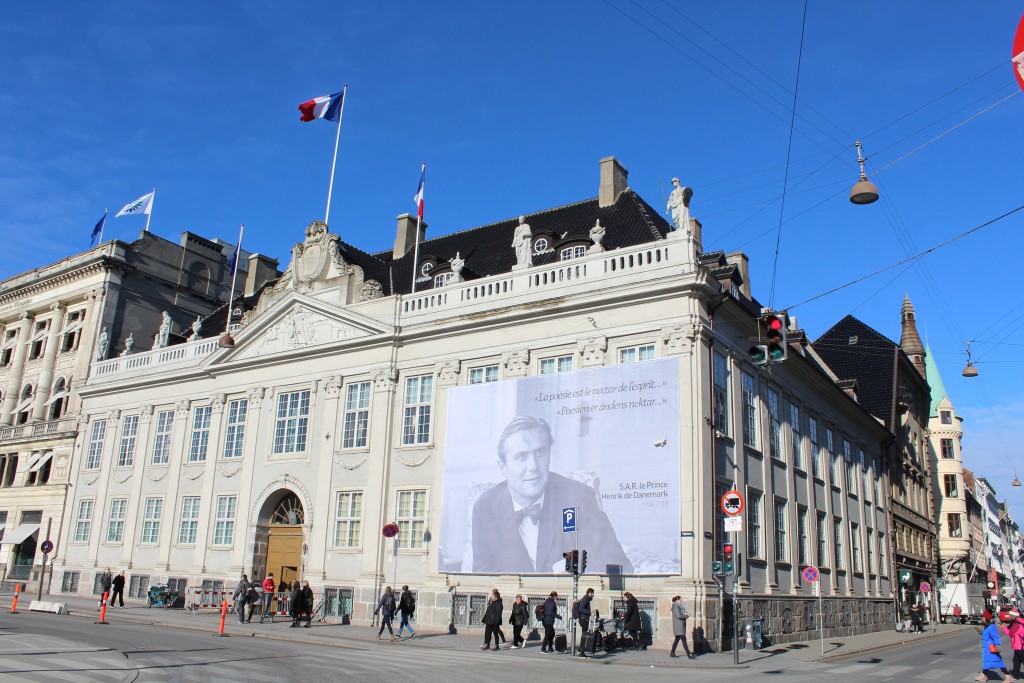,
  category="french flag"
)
[413,163,425,219]
[298,91,344,122]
